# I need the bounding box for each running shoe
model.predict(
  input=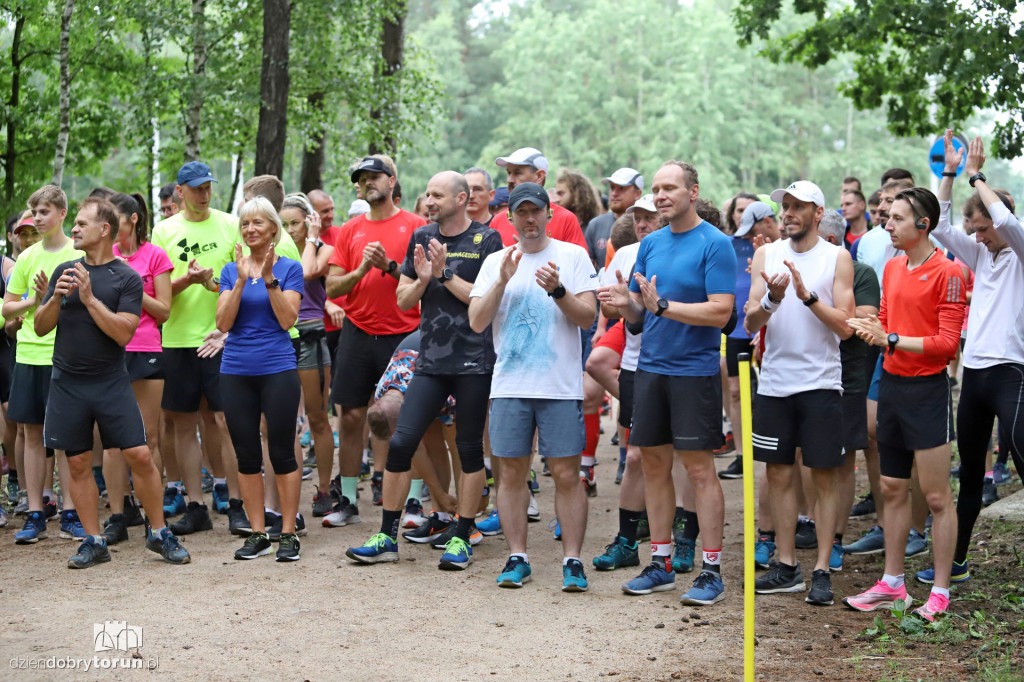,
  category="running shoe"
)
[806,569,834,606]
[123,496,145,527]
[5,479,18,506]
[276,533,301,562]
[265,512,284,541]
[905,528,928,557]
[299,430,312,448]
[496,556,532,587]
[162,486,186,517]
[301,466,313,481]
[227,498,252,536]
[713,432,735,457]
[200,468,214,494]
[346,533,399,564]
[312,488,332,517]
[754,534,776,569]
[322,497,360,527]
[14,510,46,544]
[303,448,316,468]
[329,475,342,506]
[672,536,696,573]
[829,540,844,572]
[636,517,650,542]
[0,507,6,528]
[622,562,675,595]
[401,498,426,529]
[842,525,885,555]
[431,519,483,549]
[101,514,129,545]
[718,455,742,479]
[359,460,372,481]
[615,456,625,485]
[212,483,229,513]
[234,532,273,560]
[593,536,640,571]
[916,559,970,585]
[849,493,876,518]
[562,559,588,592]
[370,474,383,506]
[295,514,307,537]
[912,592,950,622]
[982,478,999,507]
[549,518,561,541]
[527,492,540,522]
[541,457,550,476]
[59,510,86,539]
[13,490,28,516]
[992,461,1012,486]
[611,432,620,446]
[842,580,910,612]
[44,495,58,520]
[146,527,191,564]
[67,536,110,569]
[754,562,805,594]
[528,469,540,493]
[169,501,213,535]
[680,570,726,606]
[402,512,451,544]
[794,519,817,549]
[580,466,597,498]
[476,509,502,536]
[439,536,472,570]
